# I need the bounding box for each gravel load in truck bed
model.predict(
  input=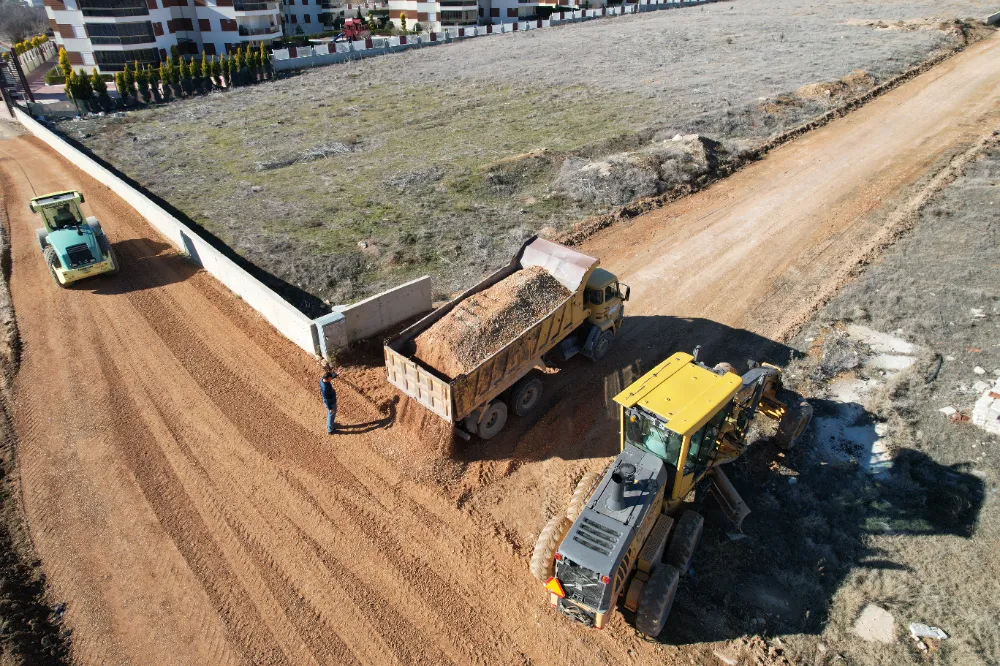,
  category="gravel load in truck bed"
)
[414,266,571,379]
